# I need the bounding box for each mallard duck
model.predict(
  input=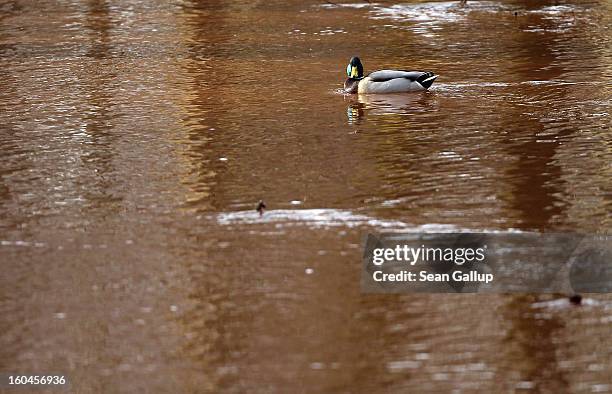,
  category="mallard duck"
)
[344,57,438,94]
